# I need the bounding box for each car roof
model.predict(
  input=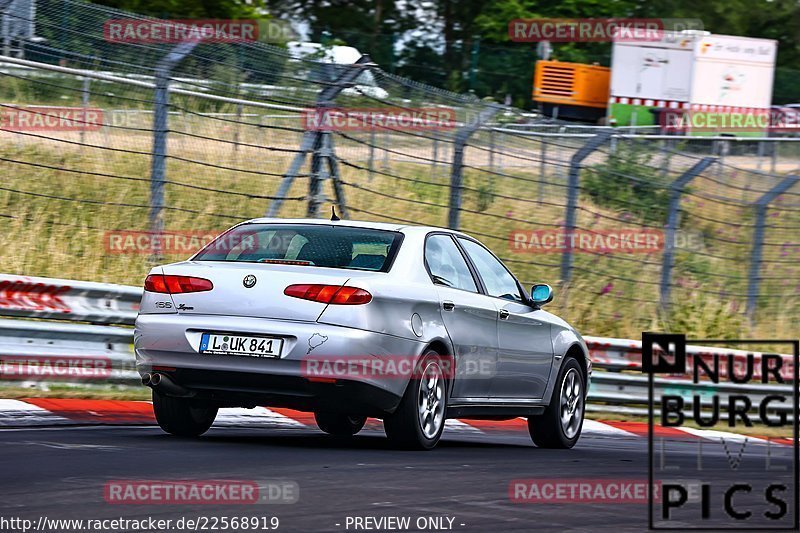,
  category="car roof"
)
[242,217,469,237]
